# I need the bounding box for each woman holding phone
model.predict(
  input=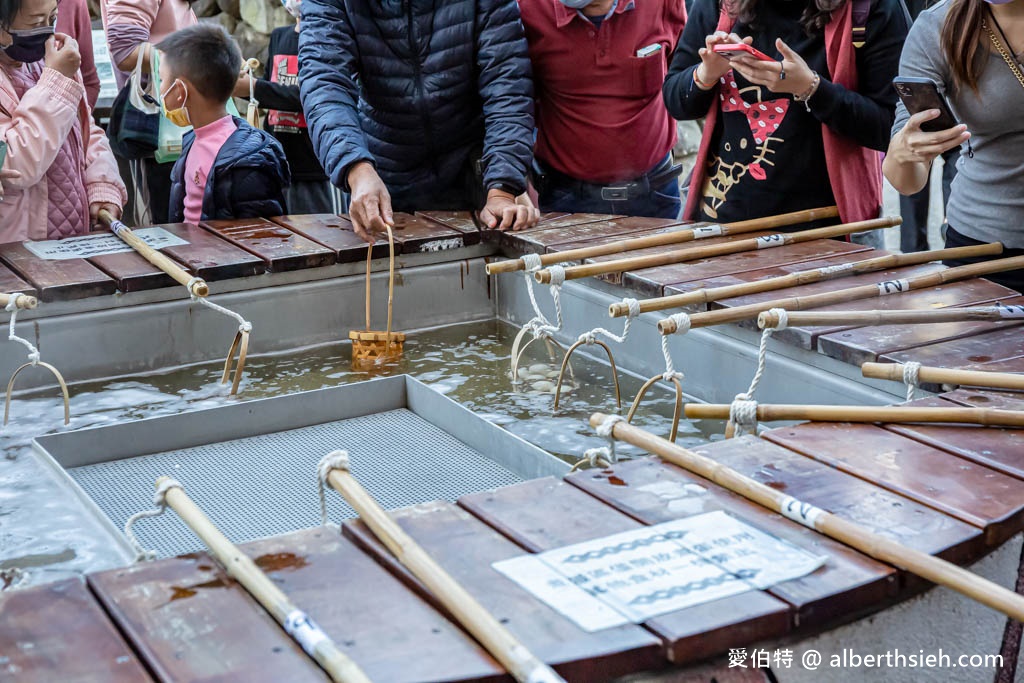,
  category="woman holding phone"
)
[663,0,910,228]
[885,0,1024,292]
